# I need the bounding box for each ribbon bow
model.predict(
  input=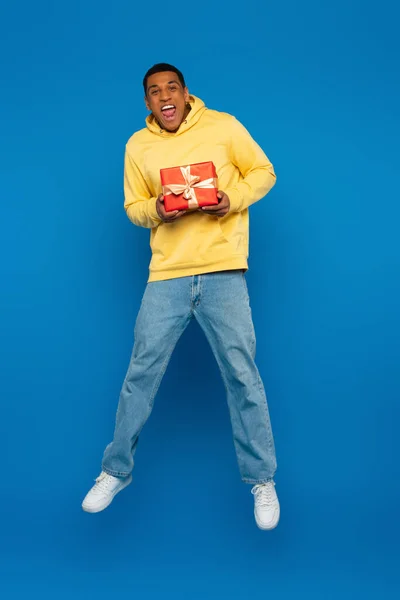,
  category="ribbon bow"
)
[162,165,216,209]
